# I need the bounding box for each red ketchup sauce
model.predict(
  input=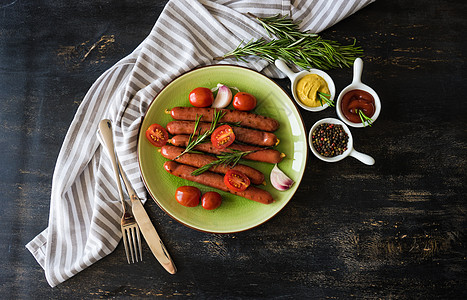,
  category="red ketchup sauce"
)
[341,89,375,123]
